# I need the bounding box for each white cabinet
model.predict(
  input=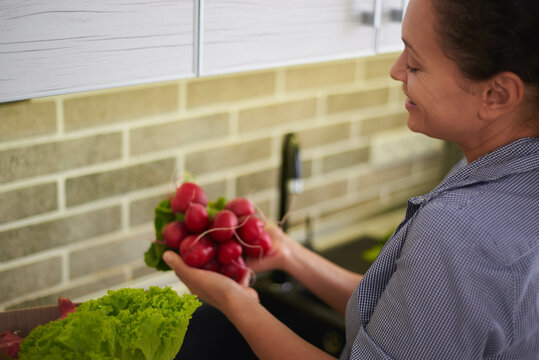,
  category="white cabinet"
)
[200,0,377,76]
[0,0,404,103]
[0,0,197,103]
[376,0,405,53]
